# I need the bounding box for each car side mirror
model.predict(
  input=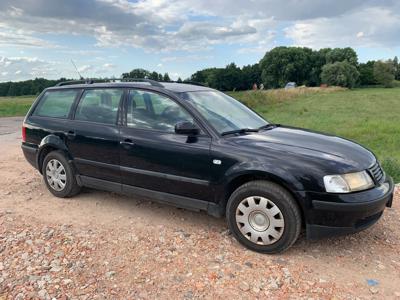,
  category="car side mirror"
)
[175,121,200,136]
